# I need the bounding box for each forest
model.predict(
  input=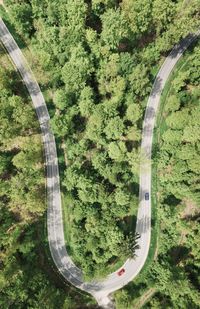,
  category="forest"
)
[114,41,200,309]
[0,45,93,308]
[0,0,200,308]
